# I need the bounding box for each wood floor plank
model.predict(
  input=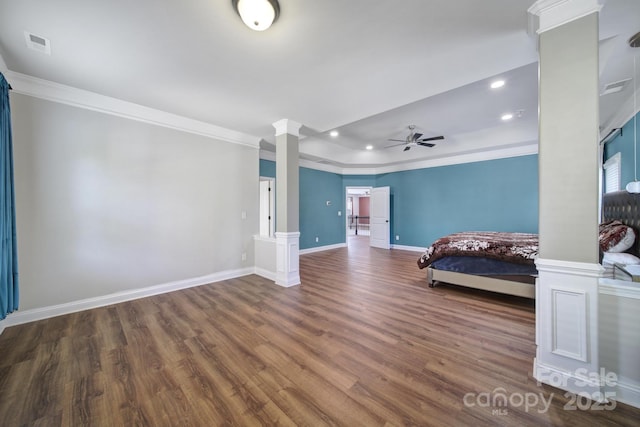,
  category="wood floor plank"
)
[0,235,639,426]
